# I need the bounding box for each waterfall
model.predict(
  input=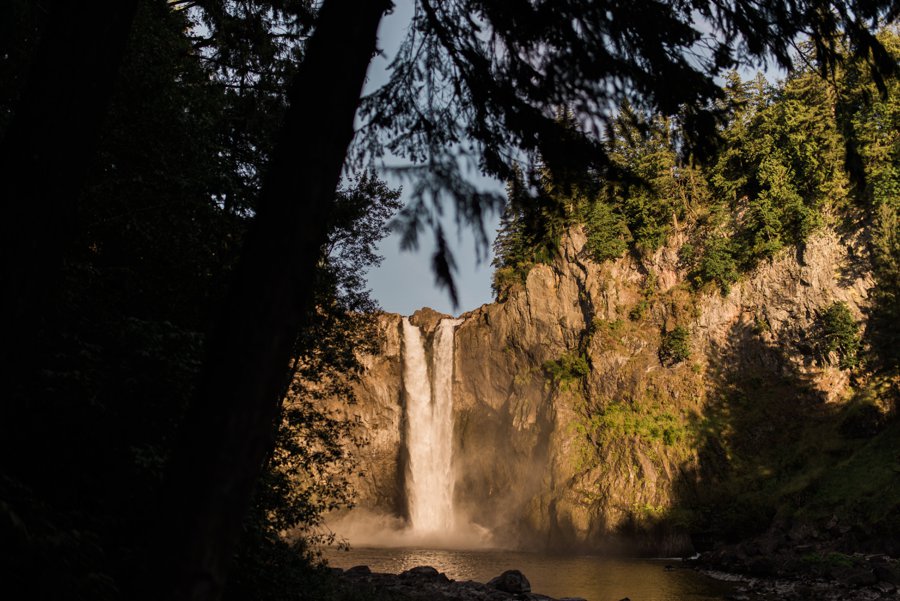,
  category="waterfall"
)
[401,317,462,534]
